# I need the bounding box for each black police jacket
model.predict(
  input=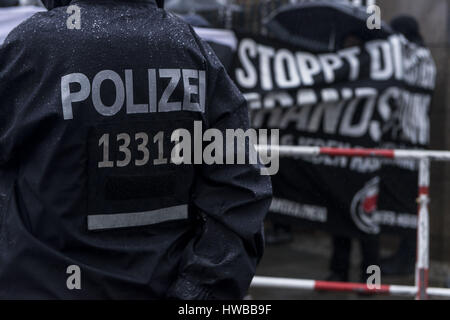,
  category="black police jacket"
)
[0,0,272,299]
